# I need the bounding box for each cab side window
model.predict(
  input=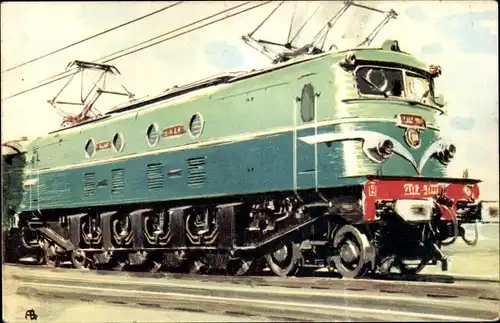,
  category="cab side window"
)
[300,83,315,123]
